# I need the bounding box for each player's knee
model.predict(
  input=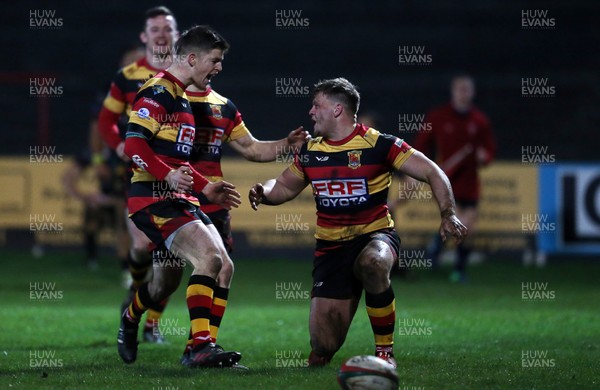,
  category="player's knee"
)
[202,248,223,276]
[149,283,168,302]
[131,240,151,261]
[148,281,169,301]
[356,248,392,278]
[219,254,234,281]
[149,268,181,301]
